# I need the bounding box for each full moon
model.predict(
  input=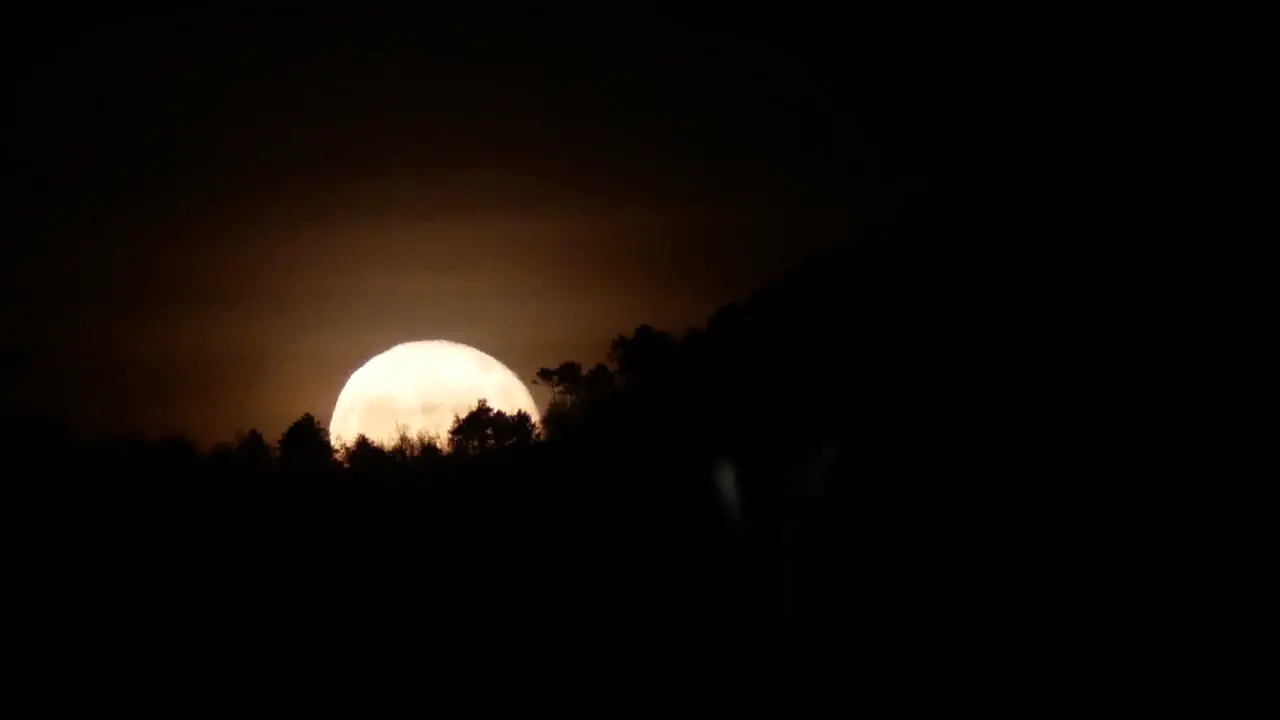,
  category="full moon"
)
[329,340,540,447]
